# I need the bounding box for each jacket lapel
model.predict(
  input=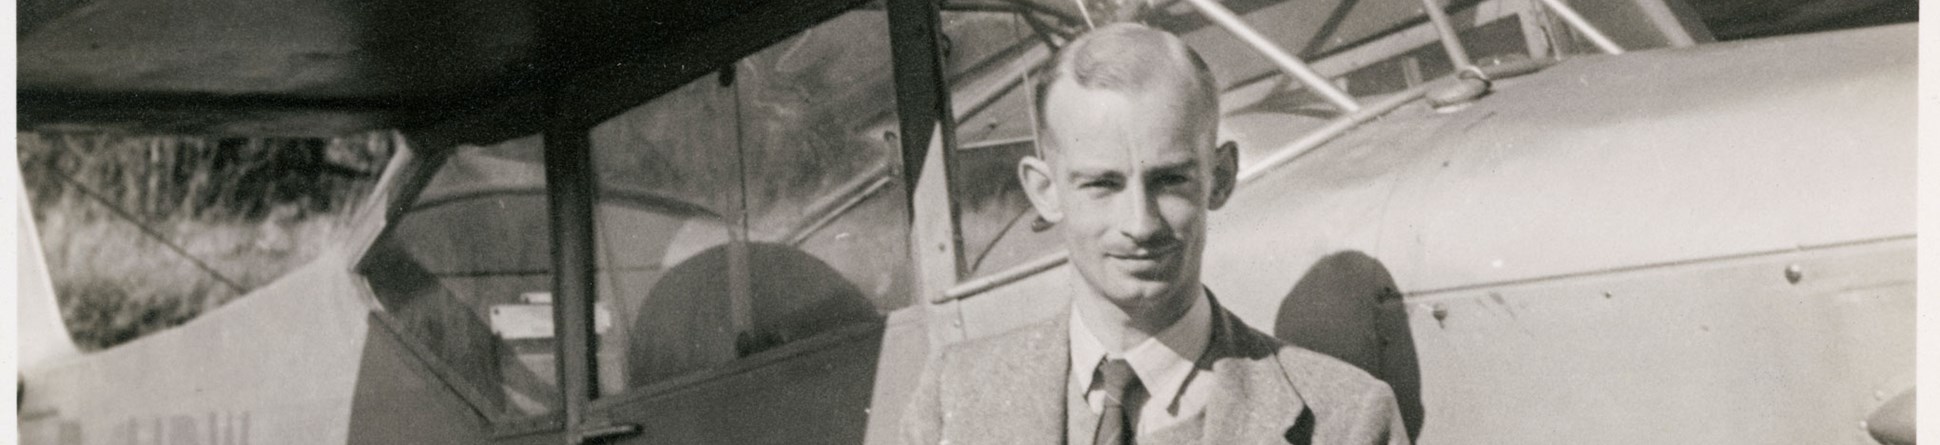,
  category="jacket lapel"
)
[947,298,1311,444]
[1202,299,1309,445]
[949,315,1071,445]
